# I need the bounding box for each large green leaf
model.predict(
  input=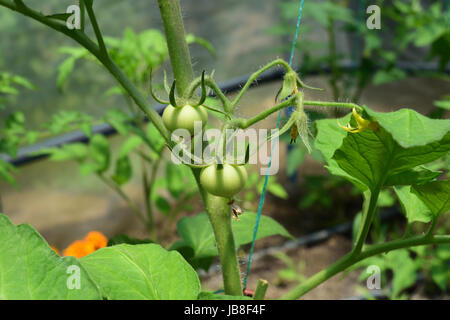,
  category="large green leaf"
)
[176,212,292,260]
[0,214,101,300]
[332,126,449,191]
[394,186,433,223]
[80,244,200,300]
[411,180,450,217]
[364,108,450,148]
